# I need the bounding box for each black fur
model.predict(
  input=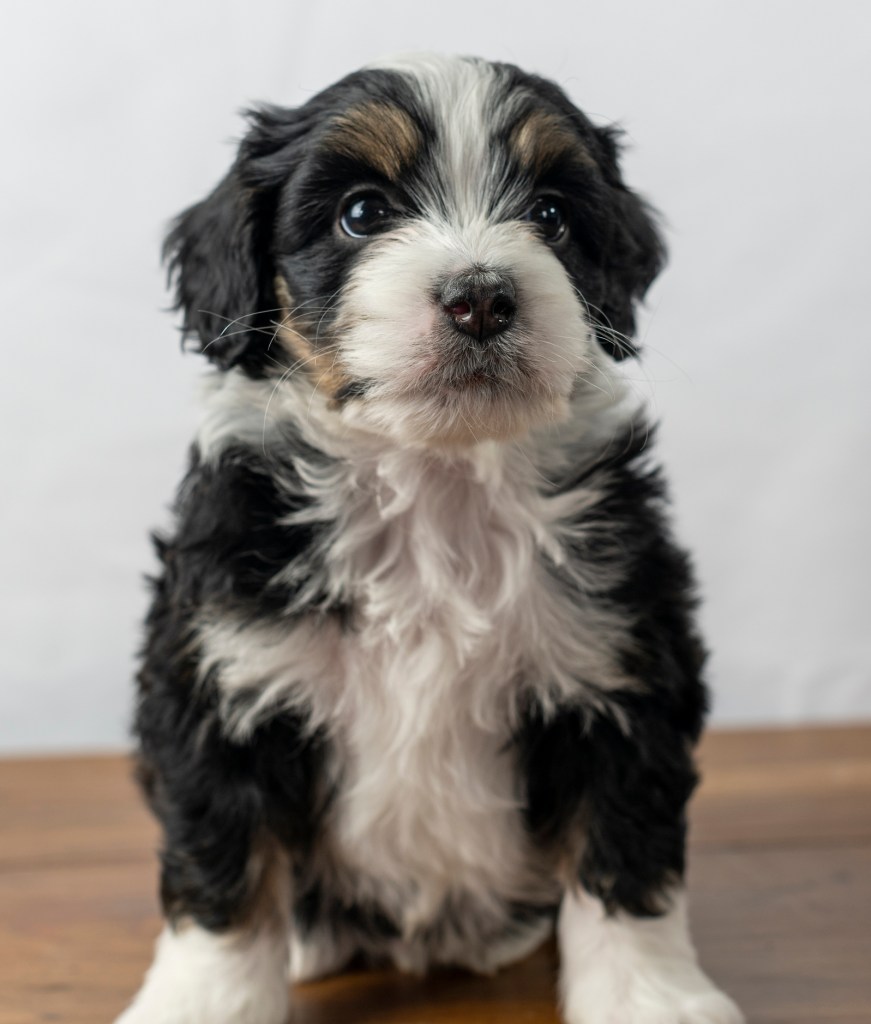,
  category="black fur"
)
[135,441,340,927]
[155,443,336,617]
[164,61,662,374]
[498,65,666,358]
[292,881,402,946]
[137,428,705,933]
[135,57,700,968]
[163,69,423,374]
[518,424,706,916]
